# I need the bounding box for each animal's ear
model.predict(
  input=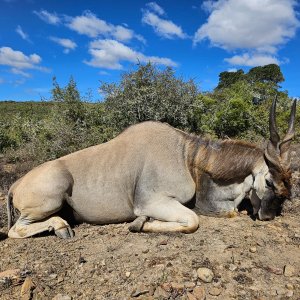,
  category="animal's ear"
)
[250,190,261,215]
[253,173,266,199]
